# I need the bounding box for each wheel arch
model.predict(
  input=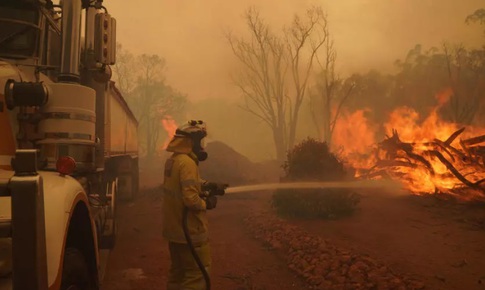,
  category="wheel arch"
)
[63,200,99,288]
[39,171,100,290]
